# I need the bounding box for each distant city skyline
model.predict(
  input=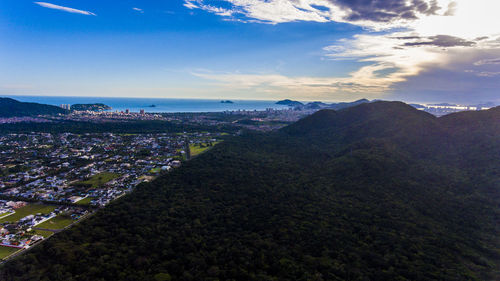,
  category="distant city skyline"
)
[1,0,499,104]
